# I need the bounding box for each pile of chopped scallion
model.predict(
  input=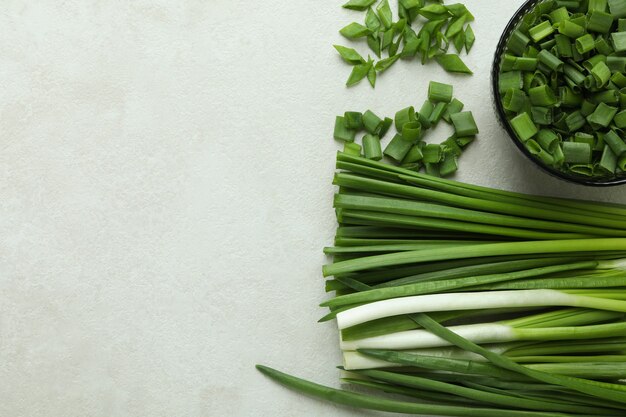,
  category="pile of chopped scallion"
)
[334,81,478,177]
[499,0,626,179]
[336,0,474,87]
[258,152,626,416]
